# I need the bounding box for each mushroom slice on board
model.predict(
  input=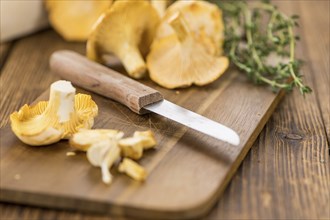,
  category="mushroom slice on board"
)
[118,136,144,160]
[87,139,121,184]
[70,129,124,151]
[45,0,112,41]
[147,12,229,89]
[156,0,224,55]
[150,0,170,17]
[118,158,147,181]
[10,80,98,146]
[87,0,160,79]
[133,130,157,150]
